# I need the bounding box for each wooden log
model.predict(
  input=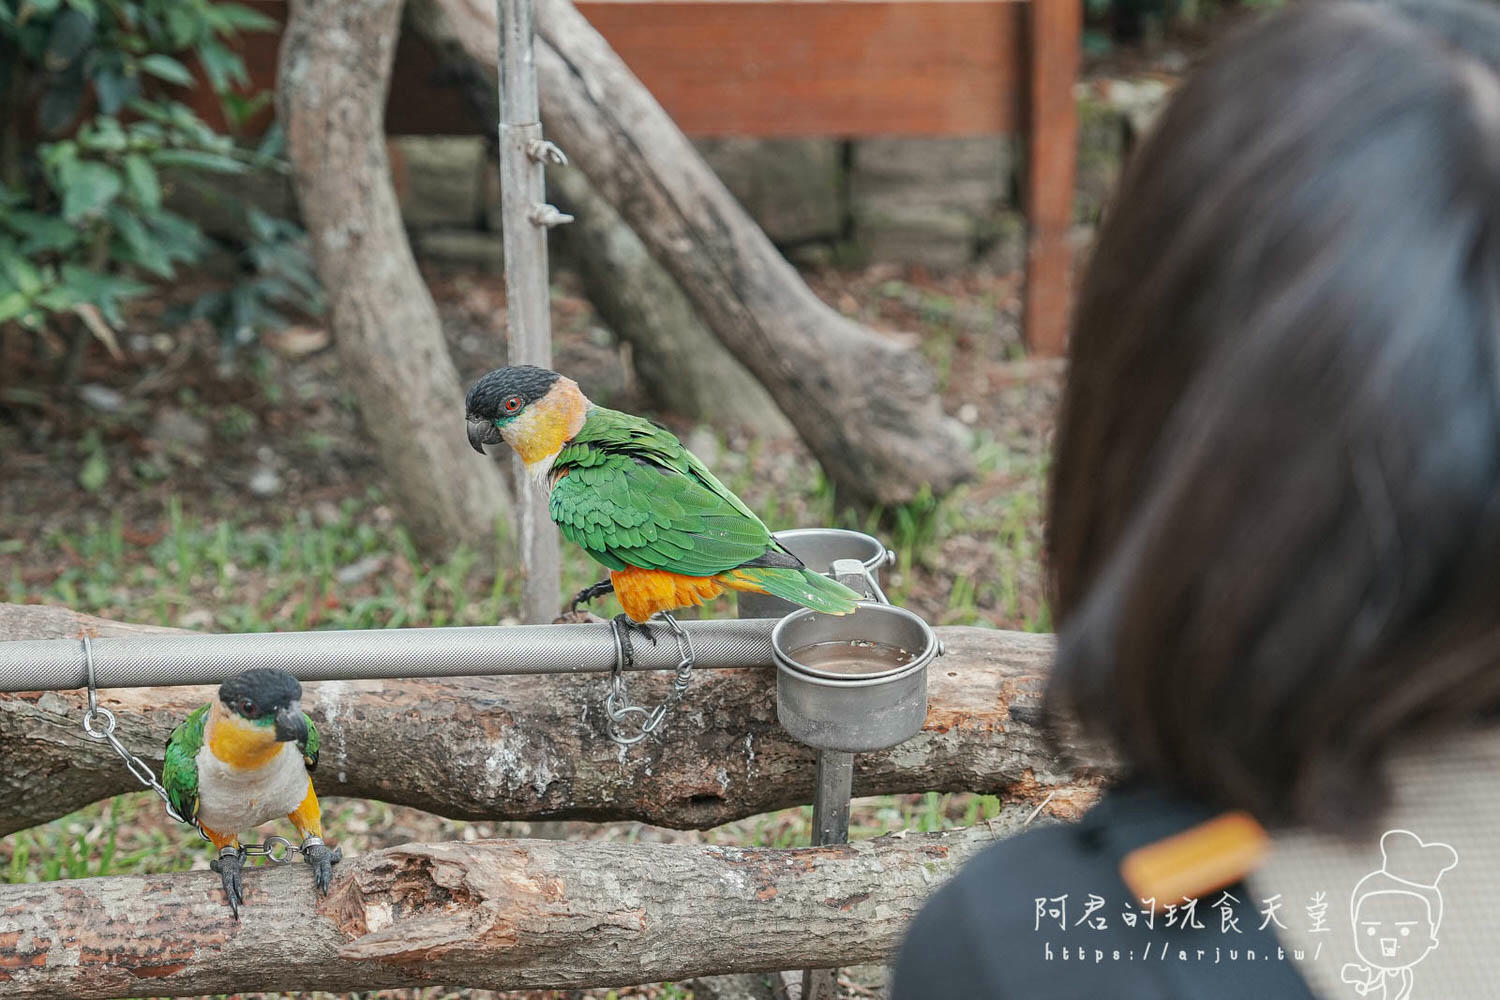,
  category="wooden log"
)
[0,822,1014,998]
[277,0,513,559]
[411,0,976,509]
[0,602,1106,837]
